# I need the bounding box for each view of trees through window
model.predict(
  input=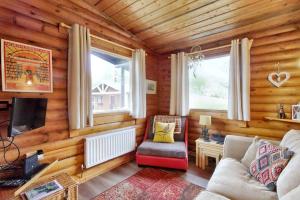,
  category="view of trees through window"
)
[91,50,131,113]
[189,55,229,110]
